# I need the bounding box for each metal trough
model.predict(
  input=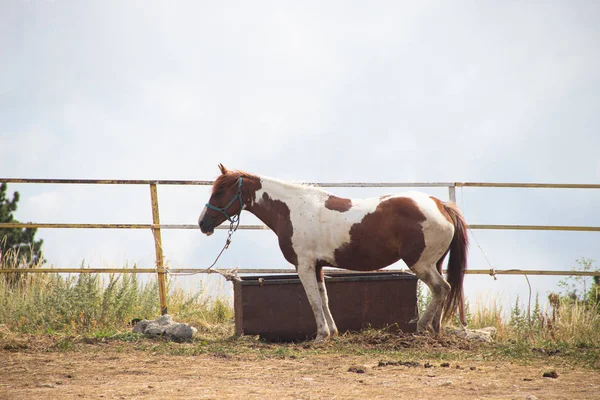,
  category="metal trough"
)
[233,271,418,341]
